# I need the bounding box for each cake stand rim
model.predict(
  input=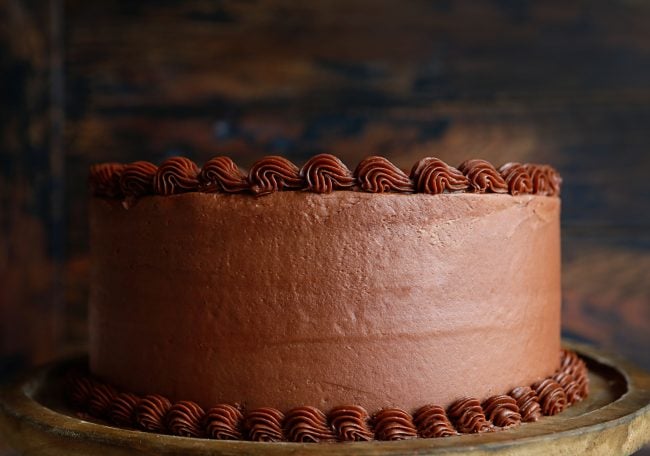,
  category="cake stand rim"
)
[1,341,649,456]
